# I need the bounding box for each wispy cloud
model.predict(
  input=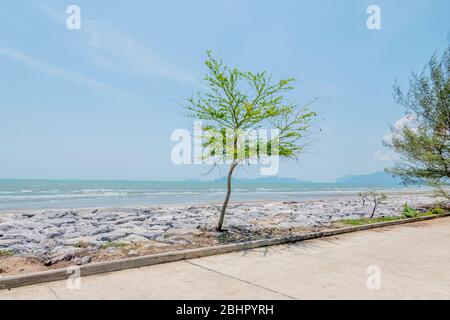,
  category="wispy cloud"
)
[40,3,66,24]
[0,47,106,89]
[0,46,143,101]
[372,150,399,162]
[41,4,200,86]
[85,22,199,85]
